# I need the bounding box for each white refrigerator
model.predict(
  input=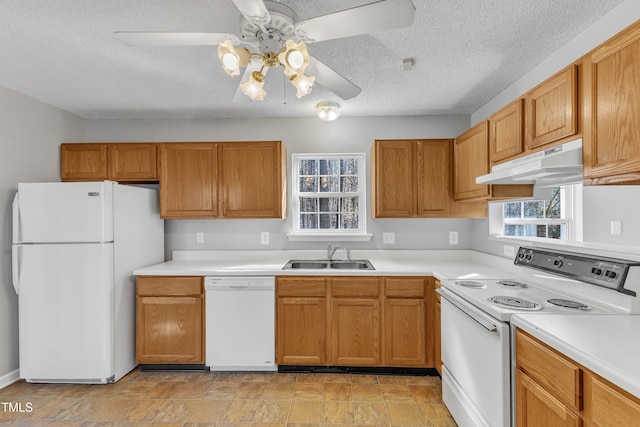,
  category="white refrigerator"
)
[12,181,164,383]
